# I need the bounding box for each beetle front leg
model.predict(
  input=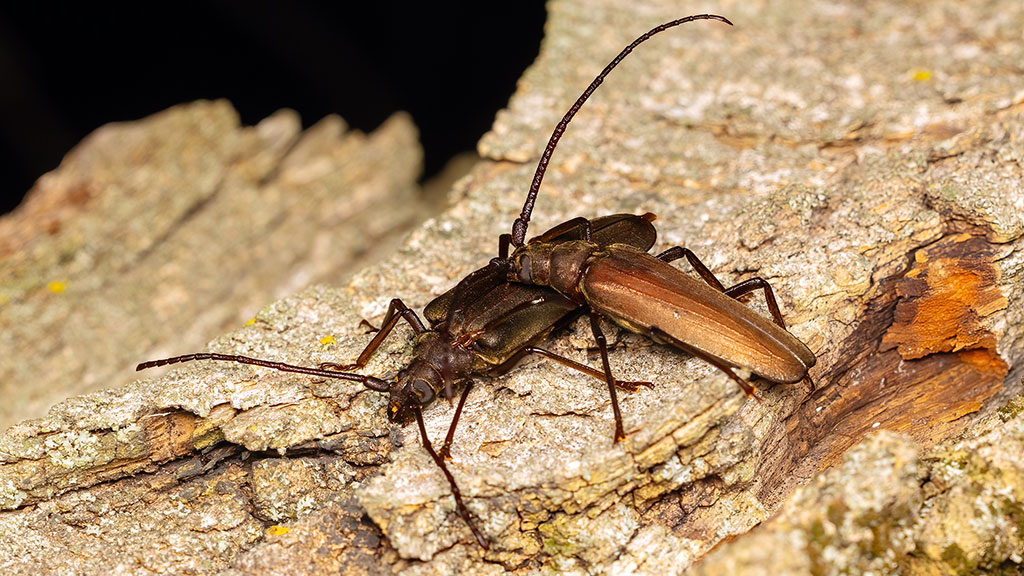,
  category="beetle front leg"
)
[439,381,474,461]
[319,298,426,372]
[412,406,489,549]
